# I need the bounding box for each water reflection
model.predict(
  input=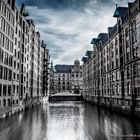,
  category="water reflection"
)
[0,102,140,140]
